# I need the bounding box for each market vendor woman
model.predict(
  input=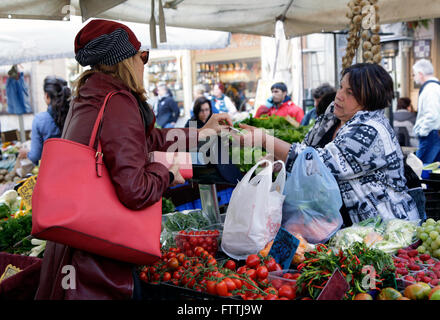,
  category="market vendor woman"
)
[239,63,420,226]
[35,19,232,300]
